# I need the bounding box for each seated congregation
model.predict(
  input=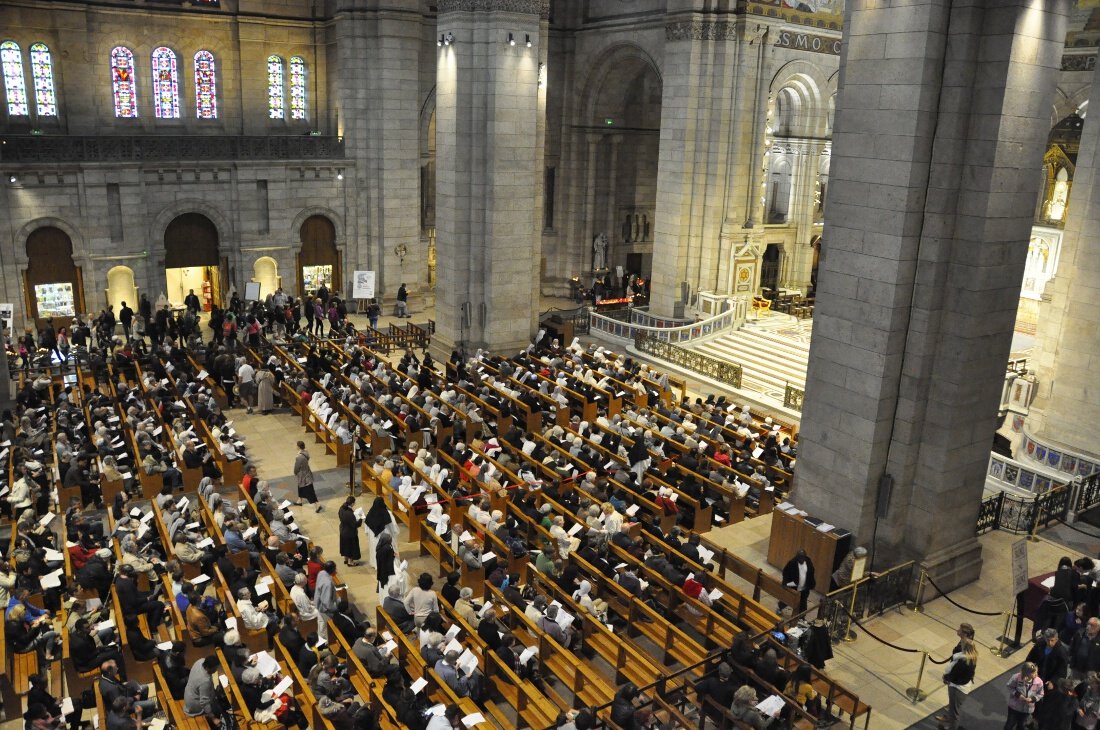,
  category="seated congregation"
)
[0,301,868,730]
